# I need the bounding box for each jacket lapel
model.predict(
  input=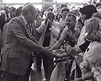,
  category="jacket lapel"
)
[18,16,38,44]
[18,16,32,38]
